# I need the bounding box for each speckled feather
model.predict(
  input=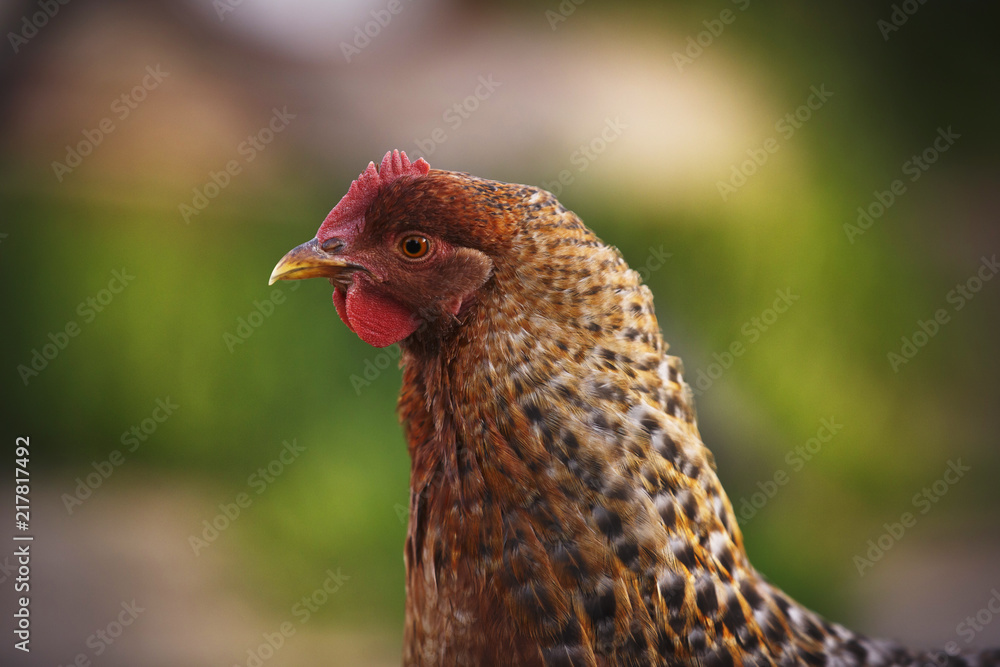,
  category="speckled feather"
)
[293,159,1000,667]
